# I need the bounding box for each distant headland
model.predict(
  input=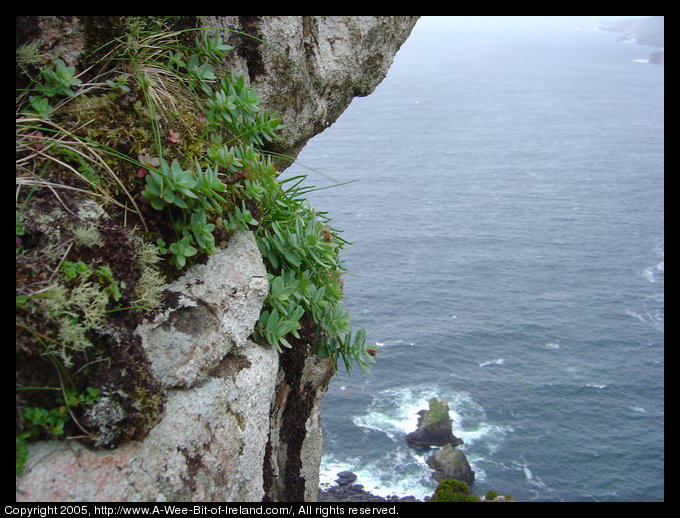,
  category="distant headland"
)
[601,16,664,65]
